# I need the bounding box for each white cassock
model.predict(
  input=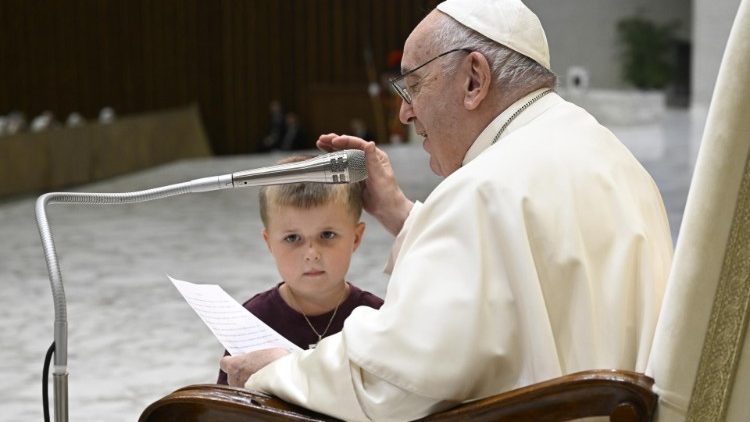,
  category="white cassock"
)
[246,90,674,421]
